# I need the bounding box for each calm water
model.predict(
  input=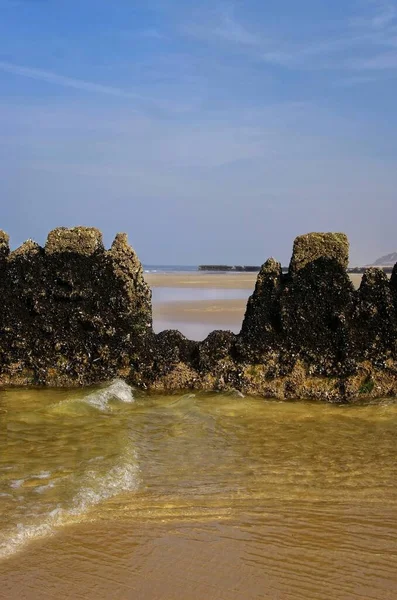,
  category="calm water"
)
[1,382,397,599]
[151,287,250,338]
[151,287,250,303]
